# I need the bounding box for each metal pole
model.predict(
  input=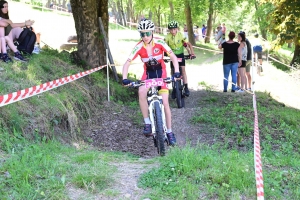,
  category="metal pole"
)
[106,49,110,102]
[267,47,269,65]
[252,51,255,92]
[98,17,119,82]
